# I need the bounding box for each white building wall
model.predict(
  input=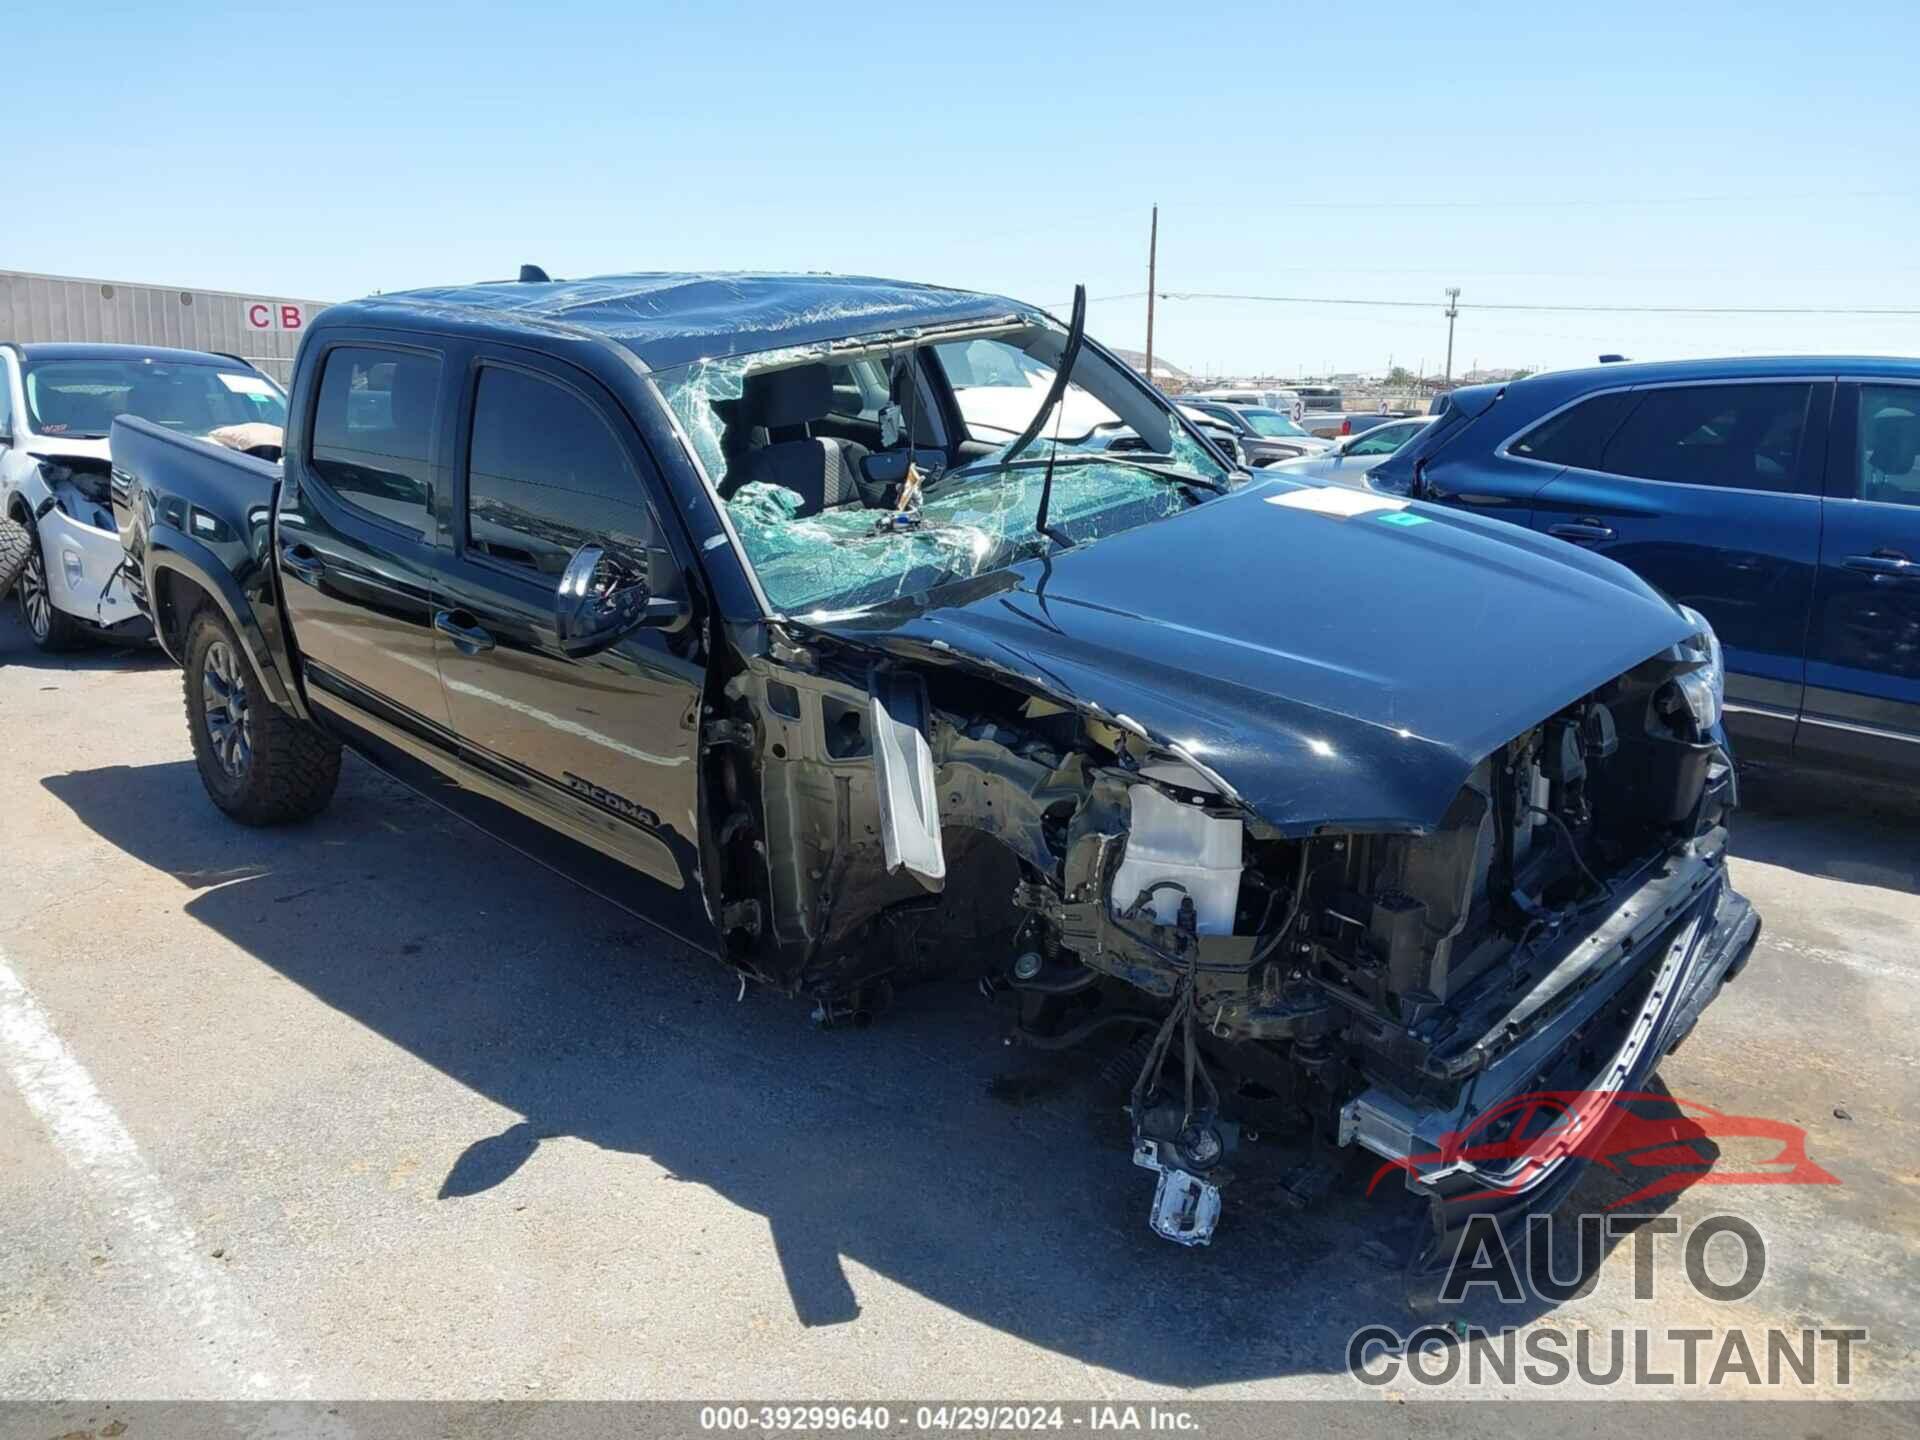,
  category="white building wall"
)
[0,269,332,383]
